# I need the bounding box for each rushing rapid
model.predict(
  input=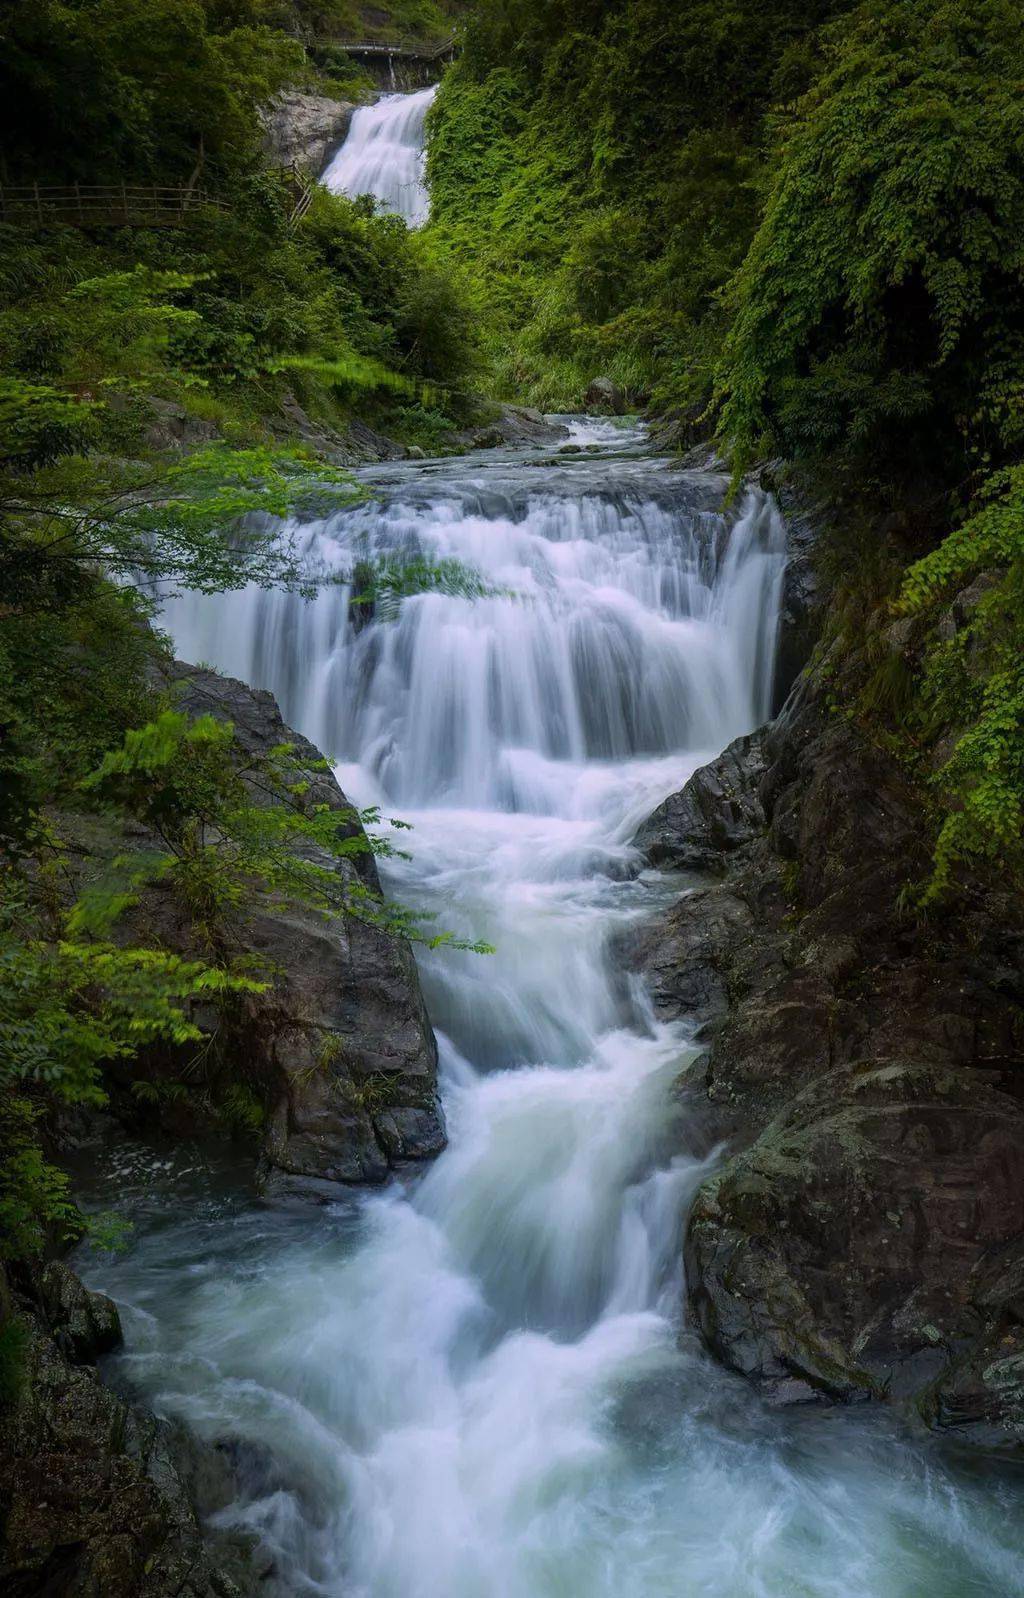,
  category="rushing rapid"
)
[322,86,436,225]
[79,420,1024,1598]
